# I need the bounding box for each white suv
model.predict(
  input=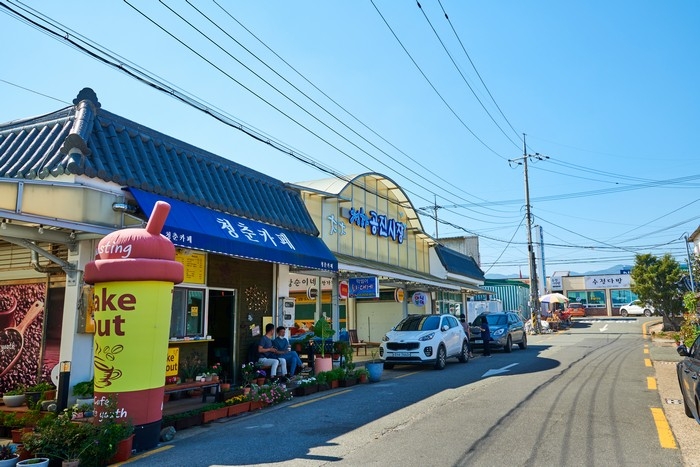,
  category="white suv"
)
[619,300,654,317]
[379,314,469,370]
